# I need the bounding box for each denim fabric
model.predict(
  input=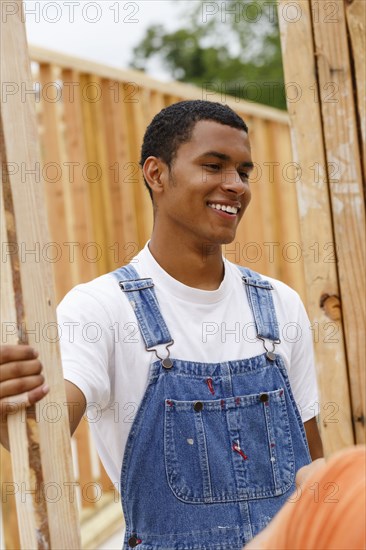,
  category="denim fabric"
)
[112,265,311,550]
